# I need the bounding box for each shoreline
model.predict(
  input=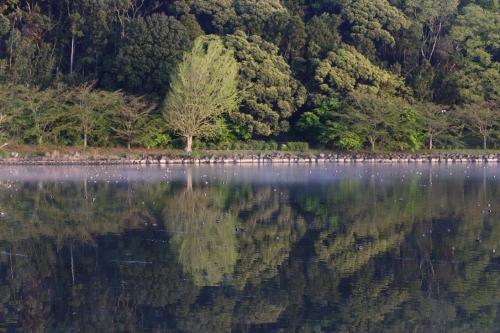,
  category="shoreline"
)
[1,153,499,165]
